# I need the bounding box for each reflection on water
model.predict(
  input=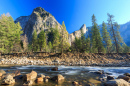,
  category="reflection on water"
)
[0,65,130,86]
